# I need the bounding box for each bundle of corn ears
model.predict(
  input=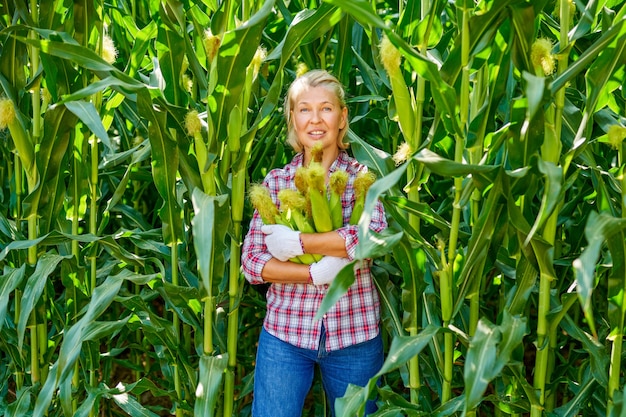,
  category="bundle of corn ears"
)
[249,143,376,264]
